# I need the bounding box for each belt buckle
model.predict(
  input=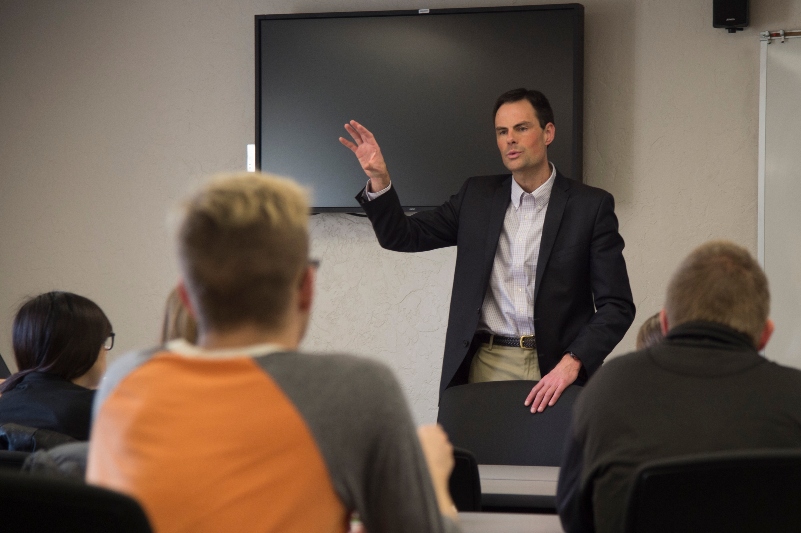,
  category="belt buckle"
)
[519,334,534,349]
